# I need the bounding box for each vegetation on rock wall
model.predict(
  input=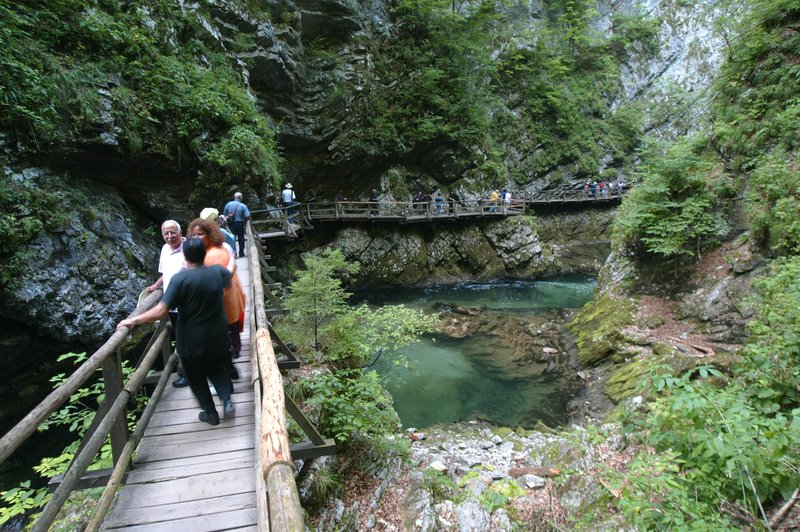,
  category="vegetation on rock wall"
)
[492,4,659,184]
[0,0,281,197]
[329,0,661,188]
[714,0,800,253]
[614,136,731,261]
[582,1,800,527]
